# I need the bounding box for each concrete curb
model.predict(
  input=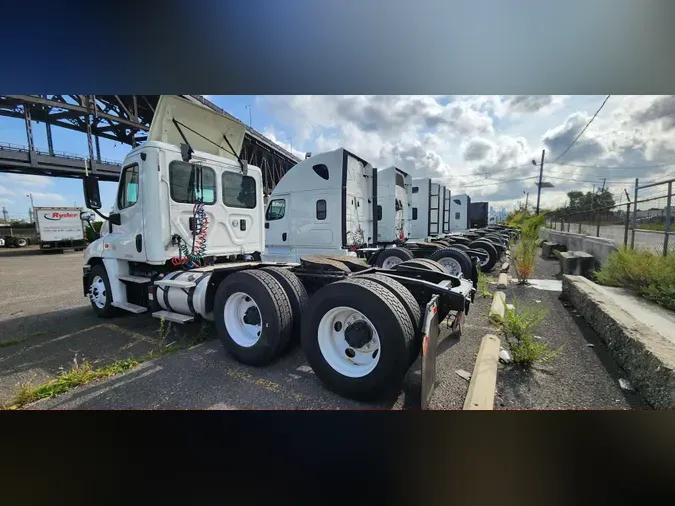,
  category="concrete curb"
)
[489,291,506,323]
[464,334,501,410]
[562,275,675,408]
[497,272,508,289]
